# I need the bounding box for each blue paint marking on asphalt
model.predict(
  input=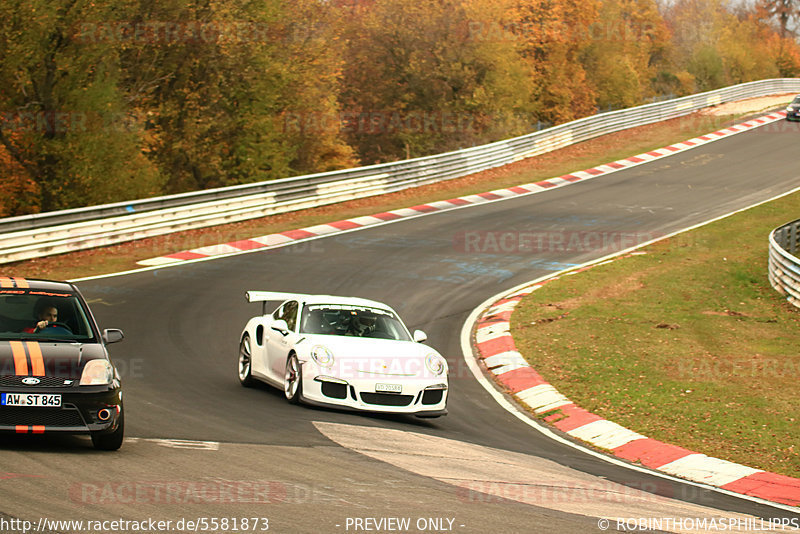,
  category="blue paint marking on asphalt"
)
[372,257,580,285]
[529,260,581,271]
[438,259,515,283]
[440,258,579,280]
